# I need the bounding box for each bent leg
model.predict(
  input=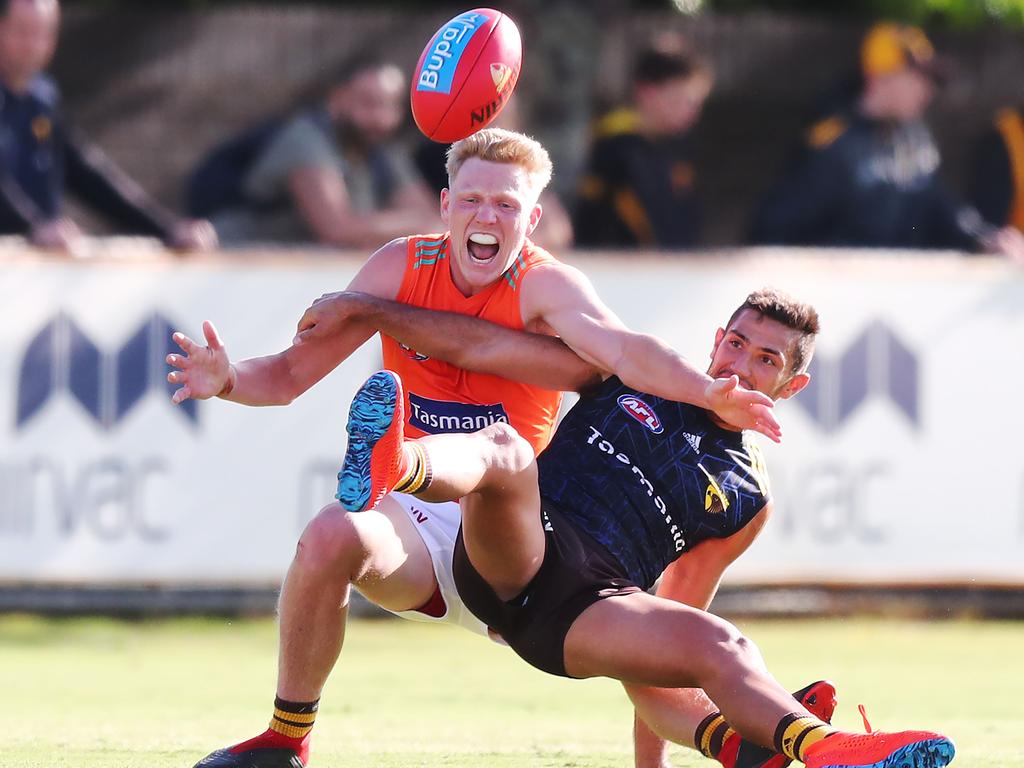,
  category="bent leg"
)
[276,496,437,700]
[416,422,545,601]
[337,373,545,601]
[564,592,811,750]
